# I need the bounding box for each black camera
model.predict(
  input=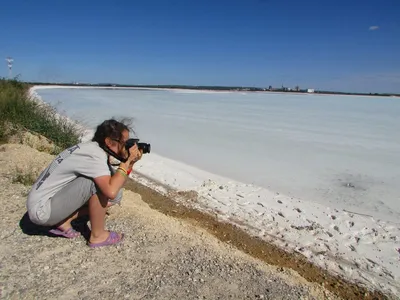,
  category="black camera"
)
[125,138,151,154]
